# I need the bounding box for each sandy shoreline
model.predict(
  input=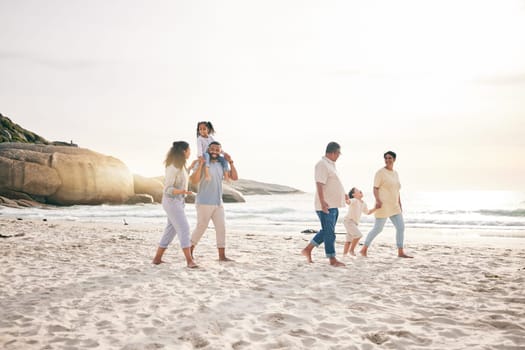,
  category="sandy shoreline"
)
[1,218,524,349]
